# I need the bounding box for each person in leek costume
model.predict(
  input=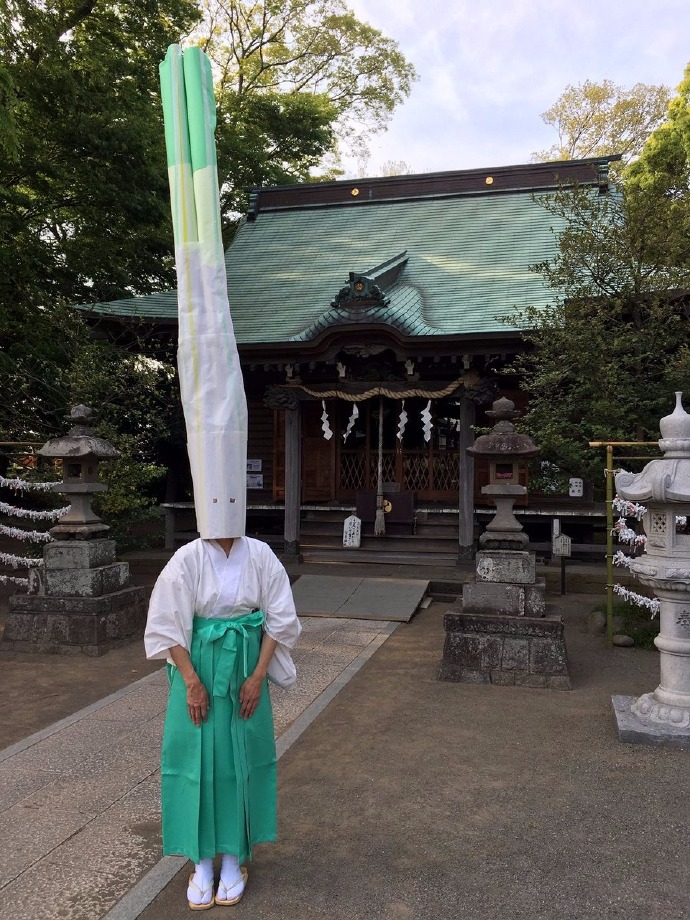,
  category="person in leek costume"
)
[145,45,301,911]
